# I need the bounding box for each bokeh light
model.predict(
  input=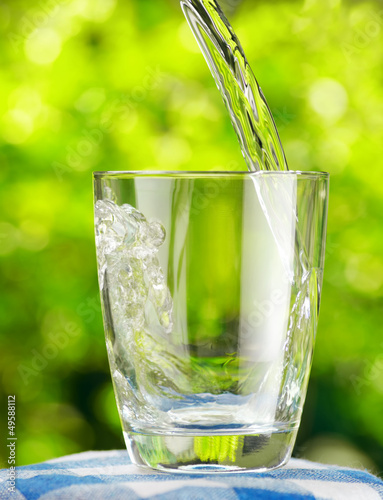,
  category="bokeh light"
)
[308,78,349,122]
[2,109,34,144]
[25,28,62,65]
[0,0,382,475]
